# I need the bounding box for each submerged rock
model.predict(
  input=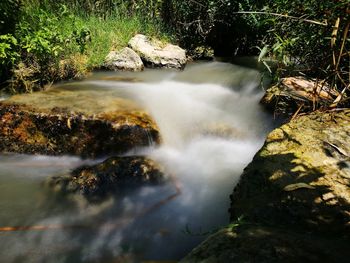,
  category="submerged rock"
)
[230,110,350,235]
[128,34,187,69]
[104,47,144,71]
[47,156,165,199]
[197,123,245,139]
[181,225,350,263]
[261,76,339,115]
[0,89,160,157]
